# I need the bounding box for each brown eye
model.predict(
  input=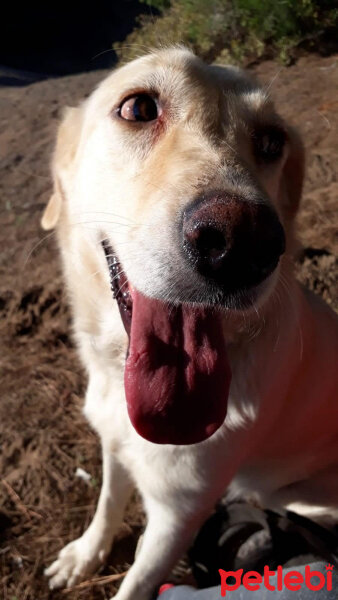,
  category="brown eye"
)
[119,94,159,122]
[253,126,285,162]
